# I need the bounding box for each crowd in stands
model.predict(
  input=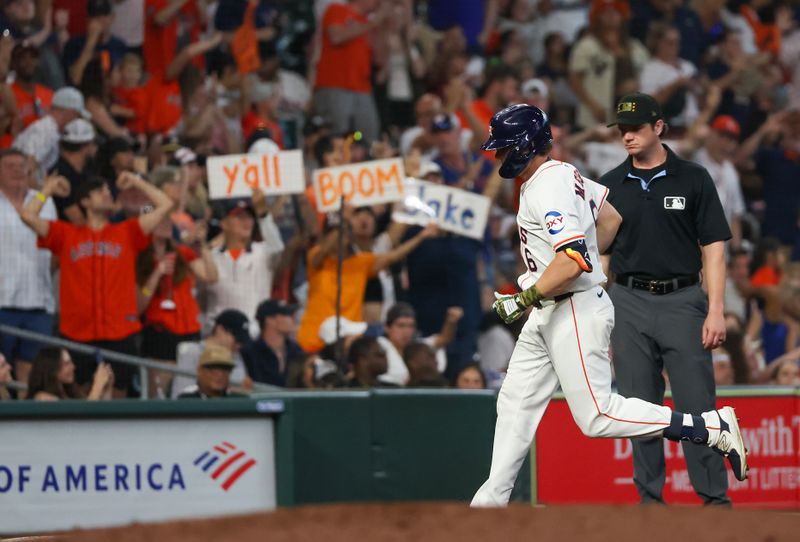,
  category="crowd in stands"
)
[1,0,800,400]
